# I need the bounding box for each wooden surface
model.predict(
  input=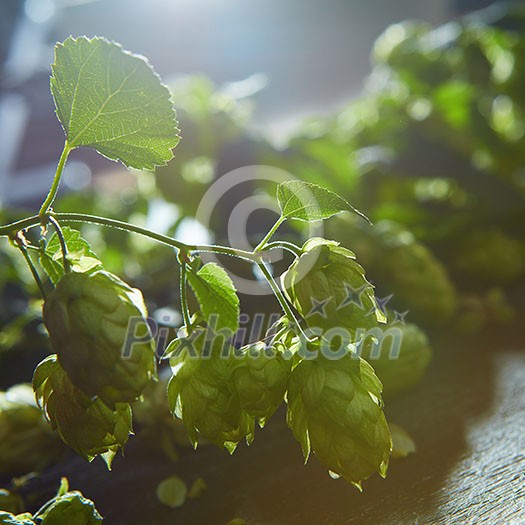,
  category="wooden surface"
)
[27,329,525,524]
